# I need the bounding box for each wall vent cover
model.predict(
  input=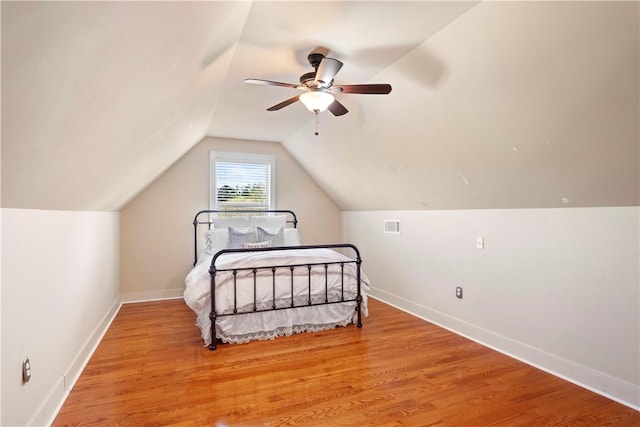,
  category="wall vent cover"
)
[384,219,401,234]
